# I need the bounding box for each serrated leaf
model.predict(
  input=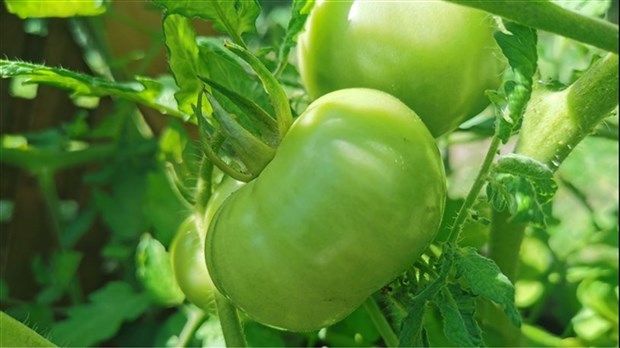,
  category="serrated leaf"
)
[154,0,260,43]
[455,247,521,328]
[448,285,485,347]
[163,14,209,118]
[5,0,106,18]
[49,282,150,347]
[398,300,427,347]
[275,0,314,74]
[487,154,558,226]
[434,289,476,346]
[197,38,273,131]
[399,253,455,347]
[0,61,184,119]
[492,21,538,142]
